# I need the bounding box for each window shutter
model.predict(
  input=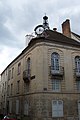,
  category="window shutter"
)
[78,101,80,120]
[24,101,29,115]
[52,100,63,117]
[9,101,12,113]
[16,100,19,114]
[58,100,63,117]
[52,100,58,117]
